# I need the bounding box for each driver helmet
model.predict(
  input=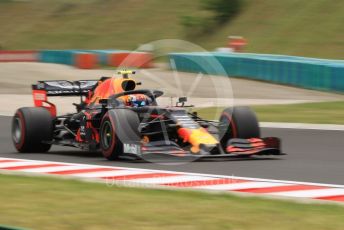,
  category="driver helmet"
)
[127,94,148,107]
